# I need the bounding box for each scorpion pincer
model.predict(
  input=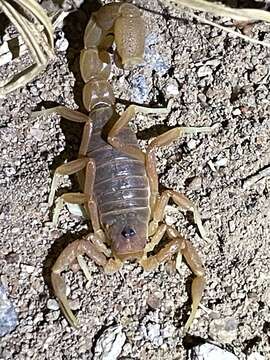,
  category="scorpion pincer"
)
[42,3,213,331]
